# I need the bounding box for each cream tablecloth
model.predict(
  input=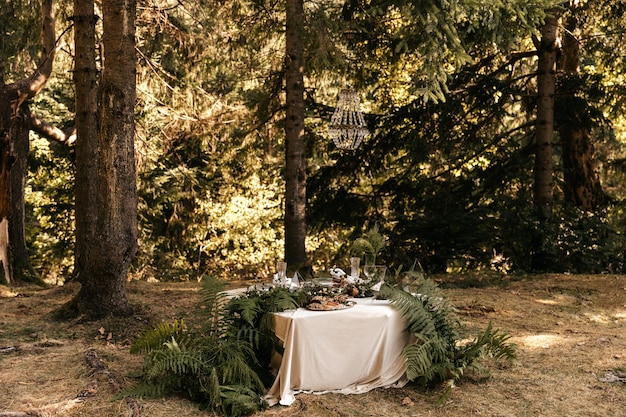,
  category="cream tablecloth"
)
[265,298,411,406]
